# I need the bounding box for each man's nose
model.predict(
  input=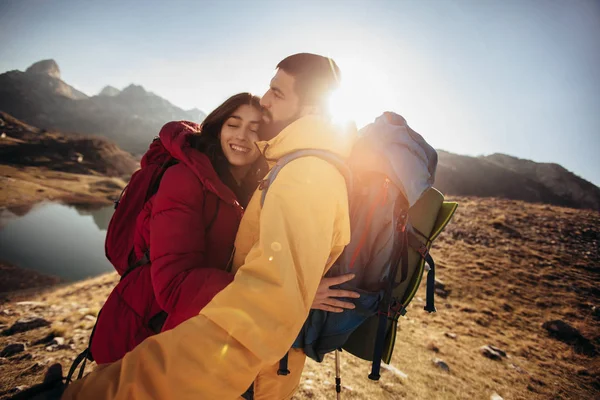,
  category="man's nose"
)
[260,93,271,109]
